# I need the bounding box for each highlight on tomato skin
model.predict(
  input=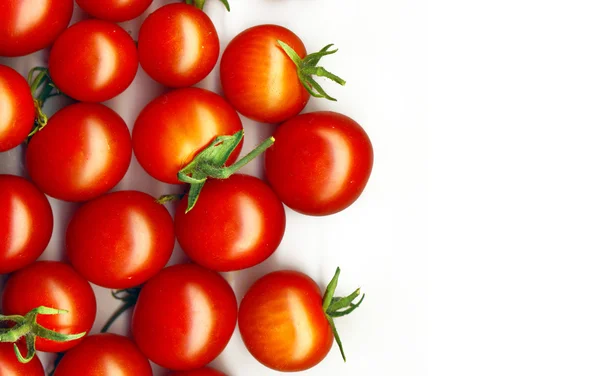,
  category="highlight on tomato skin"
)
[76,0,153,22]
[0,342,45,376]
[0,65,36,152]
